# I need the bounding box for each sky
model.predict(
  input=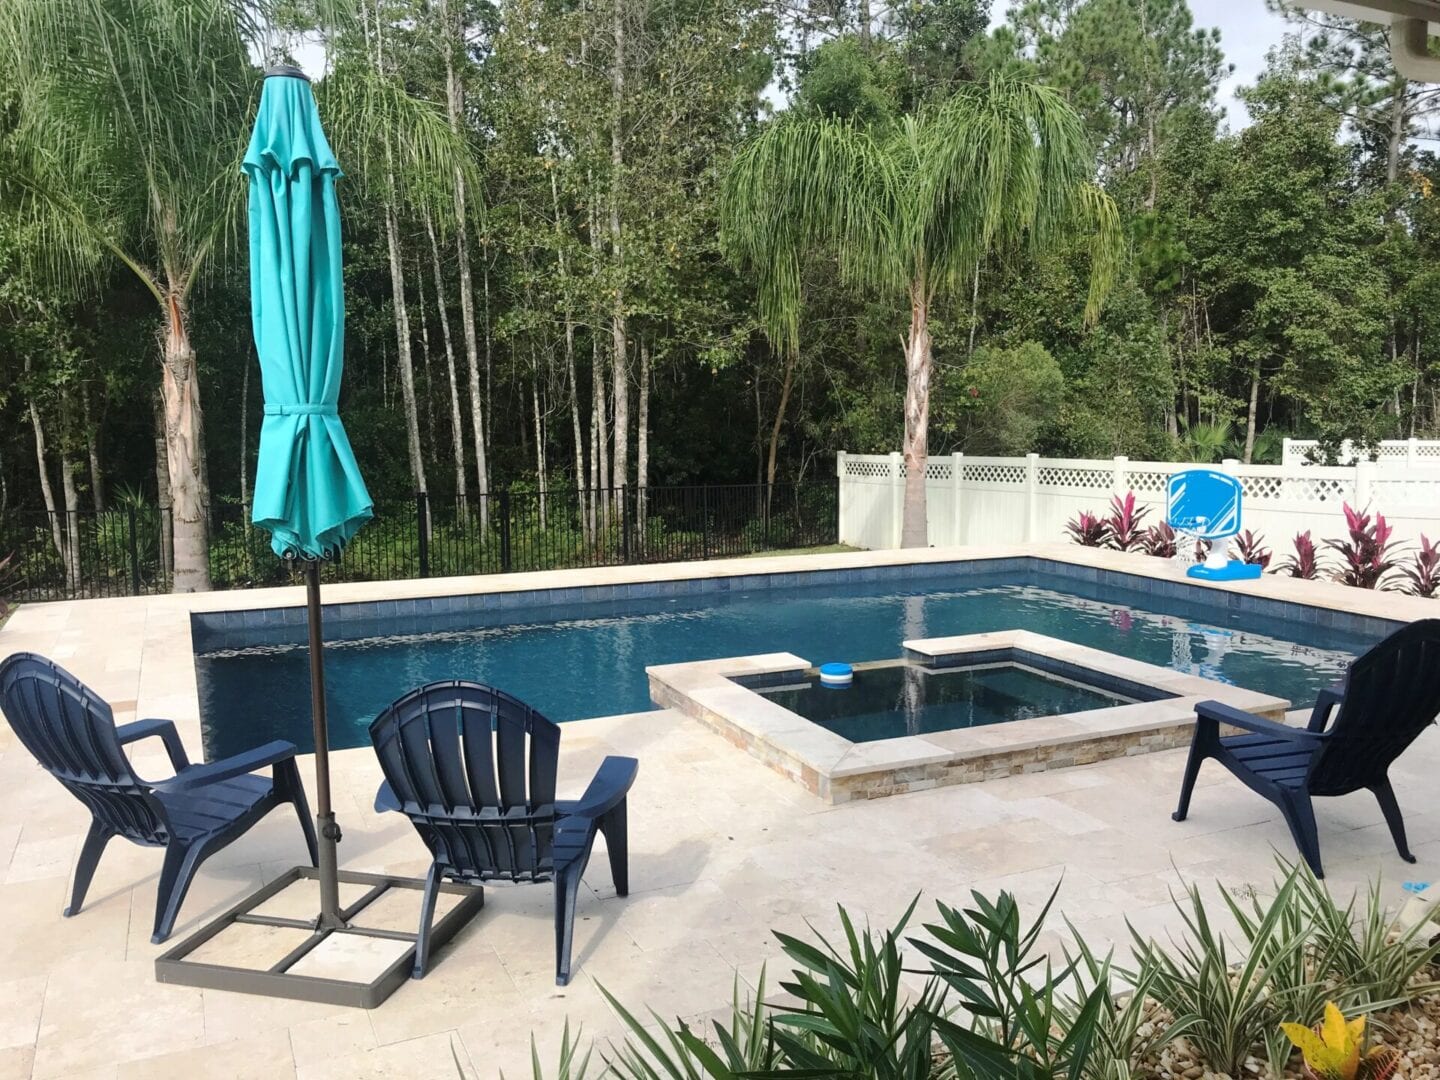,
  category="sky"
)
[988,0,1296,130]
